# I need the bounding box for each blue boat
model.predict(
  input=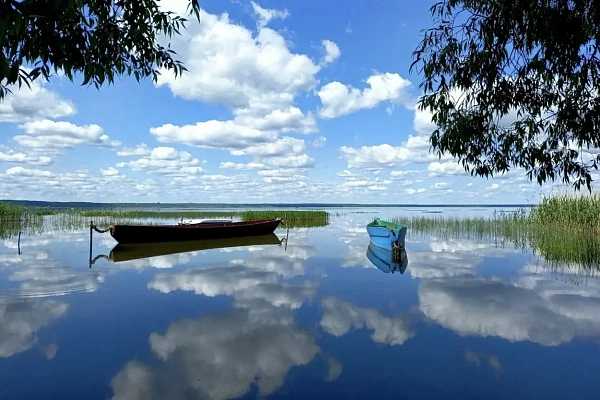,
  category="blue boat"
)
[366,217,408,250]
[366,242,408,274]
